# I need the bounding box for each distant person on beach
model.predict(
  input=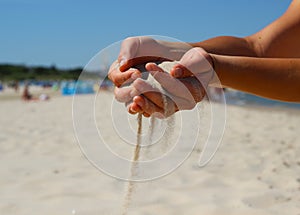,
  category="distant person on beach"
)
[22,84,32,101]
[22,84,50,101]
[109,0,300,117]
